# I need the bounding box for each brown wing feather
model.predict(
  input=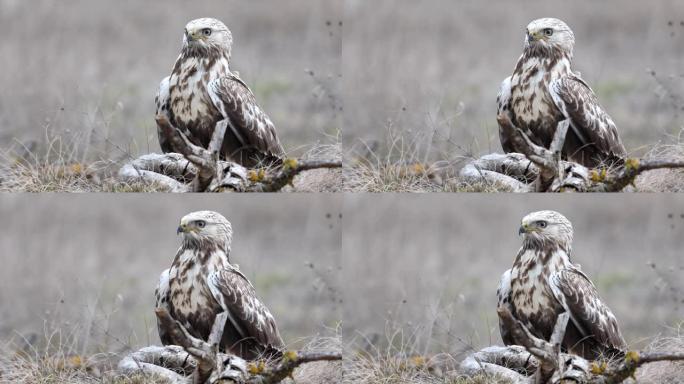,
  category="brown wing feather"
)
[496,269,516,346]
[550,268,626,358]
[154,269,175,346]
[208,74,284,166]
[208,267,284,355]
[155,76,176,154]
[497,76,519,154]
[549,75,626,166]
